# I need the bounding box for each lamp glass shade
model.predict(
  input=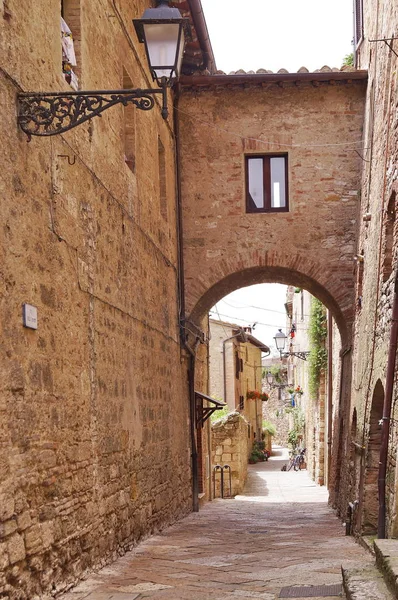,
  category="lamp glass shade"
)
[274,329,287,351]
[143,23,183,83]
[266,371,274,385]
